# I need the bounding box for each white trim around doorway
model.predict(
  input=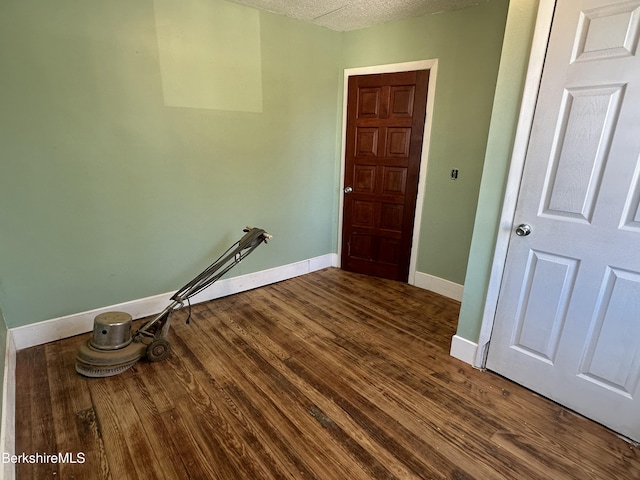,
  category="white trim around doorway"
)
[473,0,556,368]
[337,59,439,286]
